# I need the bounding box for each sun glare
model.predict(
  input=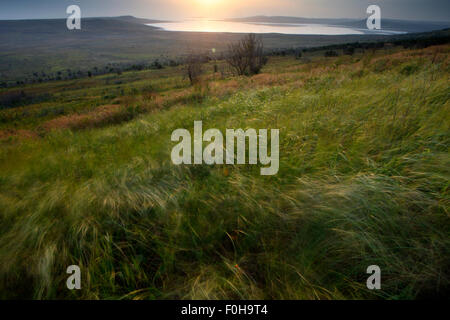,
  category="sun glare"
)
[196,0,221,6]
